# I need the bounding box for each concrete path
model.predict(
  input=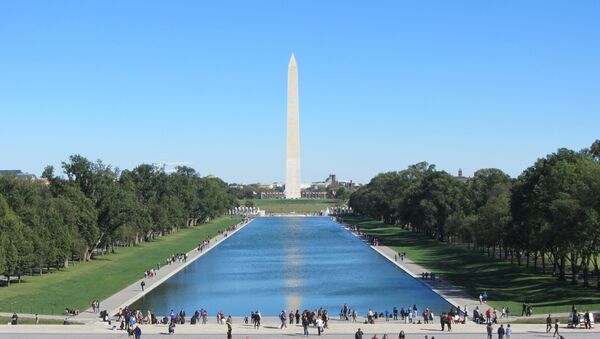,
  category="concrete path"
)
[2,334,599,339]
[75,218,255,322]
[1,317,598,337]
[1,334,599,339]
